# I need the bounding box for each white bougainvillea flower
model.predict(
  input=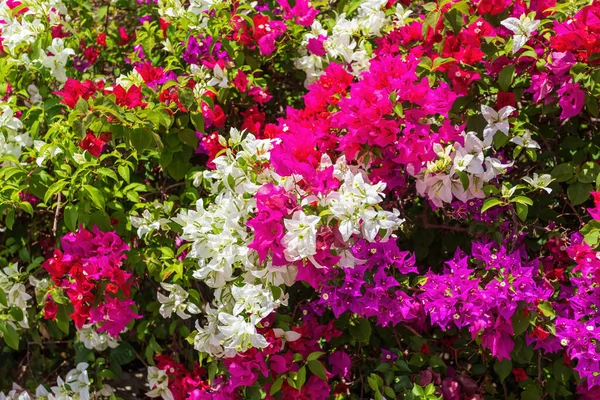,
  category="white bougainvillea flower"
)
[0,105,23,132]
[130,209,171,238]
[481,105,516,147]
[207,64,228,88]
[522,173,553,193]
[282,210,320,261]
[421,173,453,207]
[510,130,541,149]
[39,38,75,83]
[157,283,200,320]
[501,14,540,54]
[395,4,413,26]
[453,132,485,174]
[146,367,174,400]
